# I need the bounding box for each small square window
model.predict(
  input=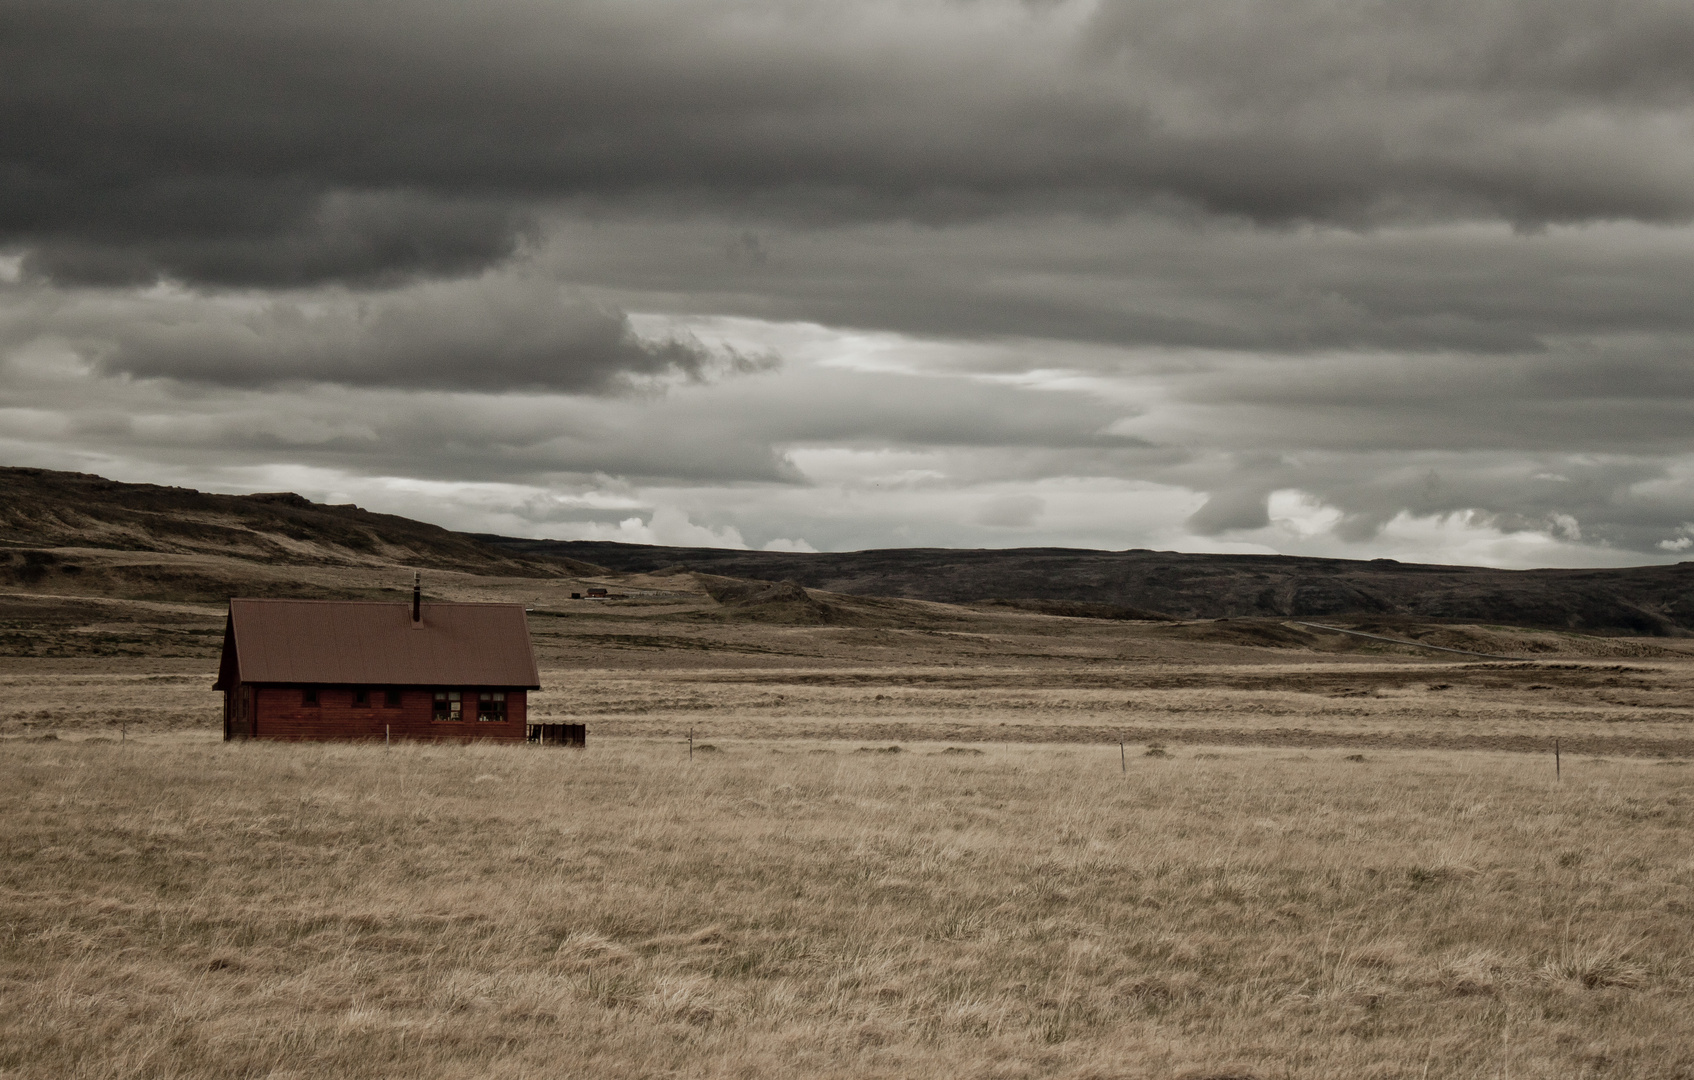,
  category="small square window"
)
[353,688,369,707]
[385,689,402,708]
[432,690,462,722]
[477,691,507,722]
[302,687,318,706]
